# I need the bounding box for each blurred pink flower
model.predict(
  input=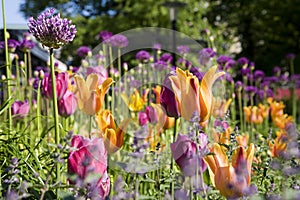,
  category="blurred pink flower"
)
[11,100,30,119]
[58,90,77,117]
